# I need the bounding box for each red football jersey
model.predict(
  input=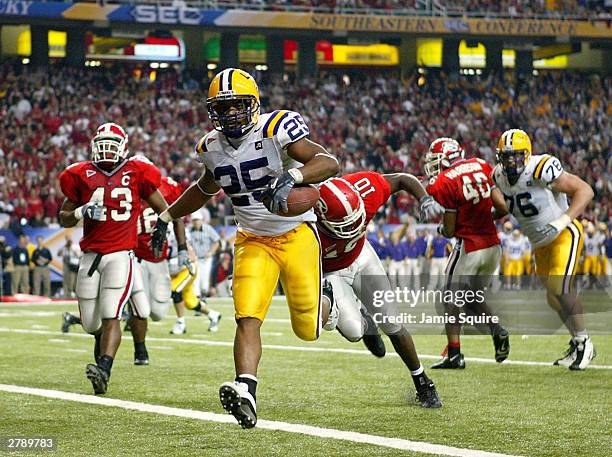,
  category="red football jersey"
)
[134,176,183,262]
[426,158,499,252]
[59,157,161,255]
[320,171,391,273]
